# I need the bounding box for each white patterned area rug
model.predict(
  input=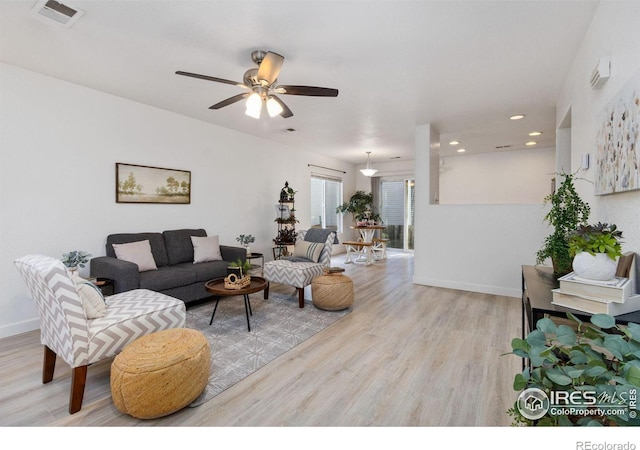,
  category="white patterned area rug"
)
[186,291,350,407]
